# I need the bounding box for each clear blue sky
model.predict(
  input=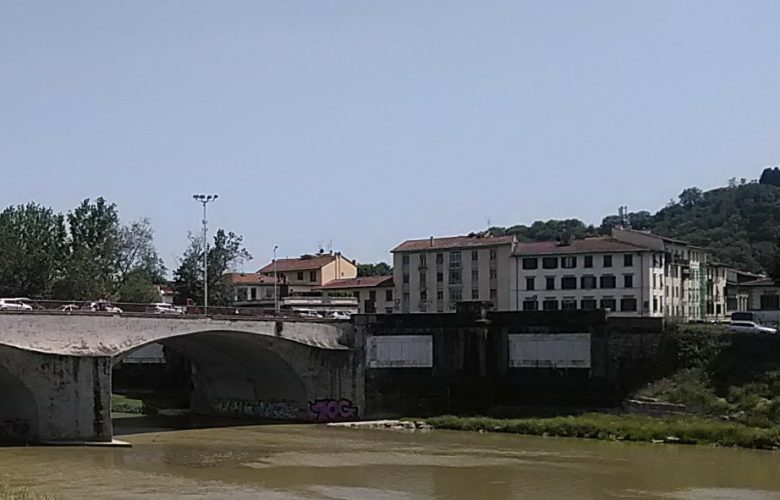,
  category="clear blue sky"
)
[2,1,779,271]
